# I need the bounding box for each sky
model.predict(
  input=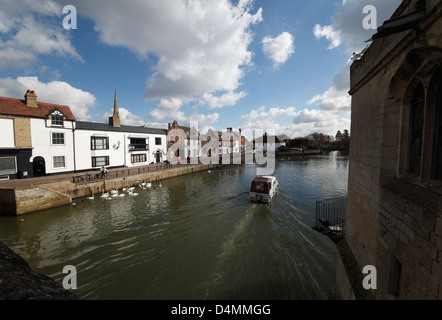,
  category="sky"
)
[0,0,402,140]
